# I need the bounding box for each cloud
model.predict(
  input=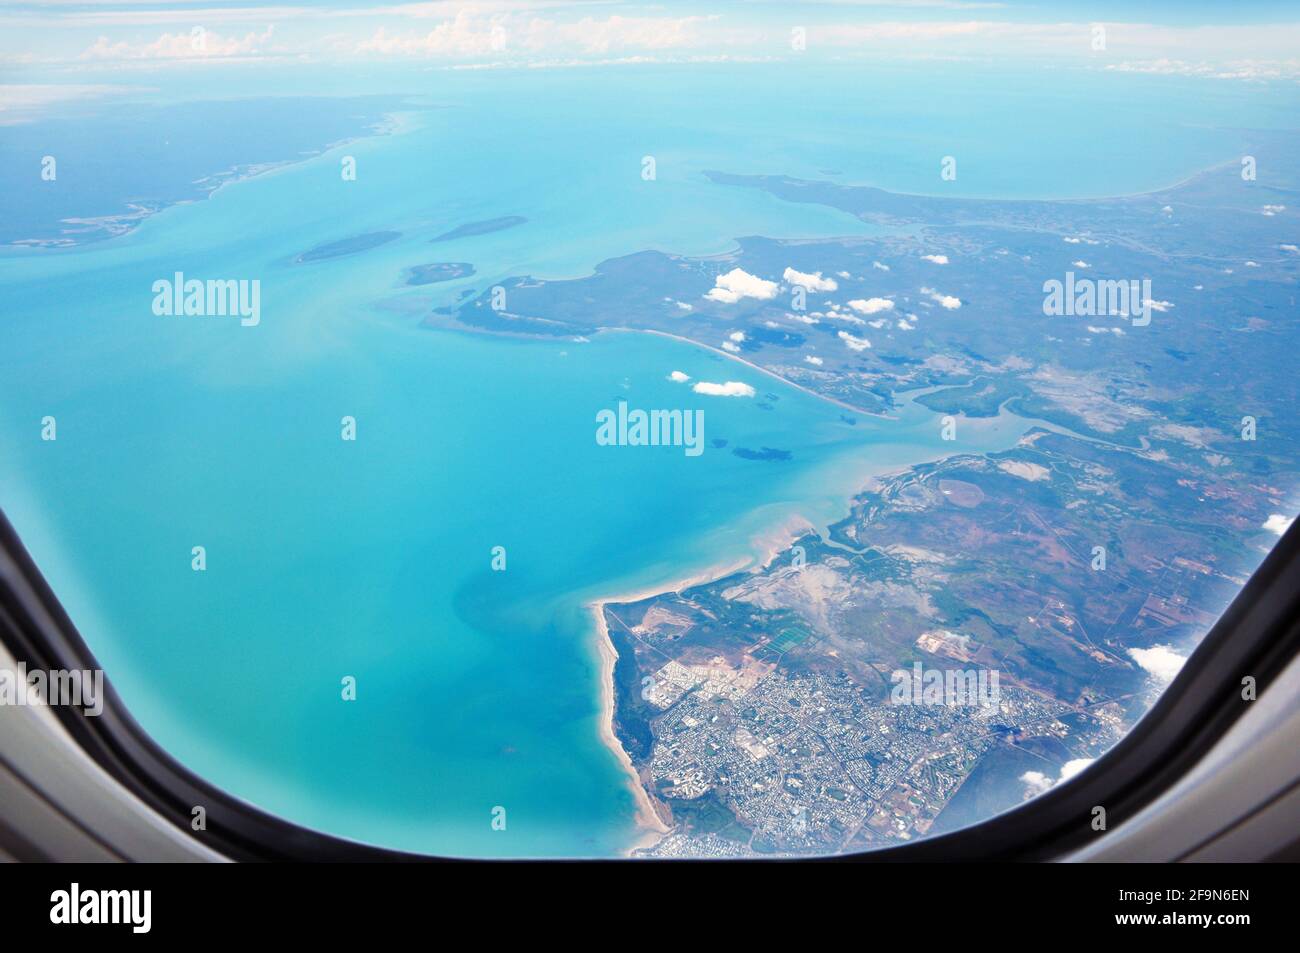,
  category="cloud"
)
[812,21,1300,70]
[1060,758,1095,782]
[83,25,278,60]
[705,267,779,304]
[693,380,755,397]
[1020,771,1052,797]
[1129,644,1188,684]
[838,330,872,351]
[823,308,864,325]
[1264,513,1294,536]
[1021,758,1095,798]
[804,354,824,366]
[921,253,949,264]
[872,261,890,271]
[1072,260,1090,268]
[783,267,838,292]
[0,83,133,124]
[667,370,690,383]
[921,287,961,309]
[1104,57,1300,81]
[848,296,894,315]
[356,11,720,58]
